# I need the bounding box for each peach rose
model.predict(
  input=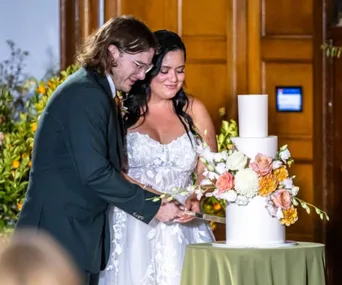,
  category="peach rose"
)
[271,189,292,210]
[215,172,234,193]
[250,153,273,176]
